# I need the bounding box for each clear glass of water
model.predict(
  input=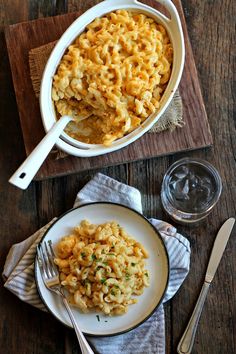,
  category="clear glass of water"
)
[161,158,222,224]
